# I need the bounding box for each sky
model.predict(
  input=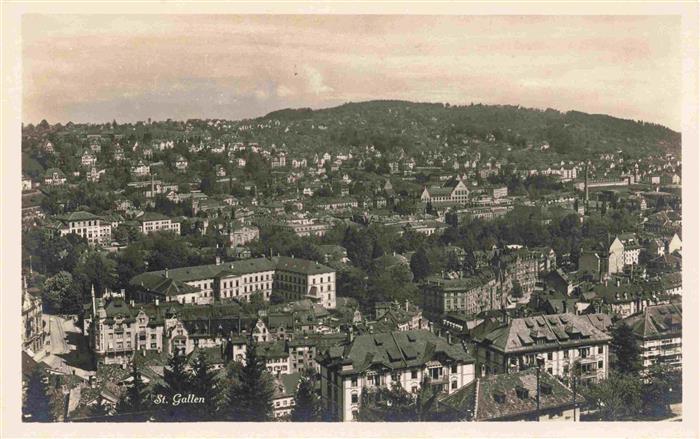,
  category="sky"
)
[22,15,682,130]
